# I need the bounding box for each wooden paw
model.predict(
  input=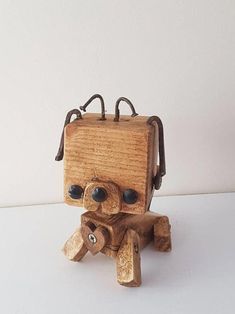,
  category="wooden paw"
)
[62,228,88,261]
[116,229,141,287]
[154,216,172,252]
